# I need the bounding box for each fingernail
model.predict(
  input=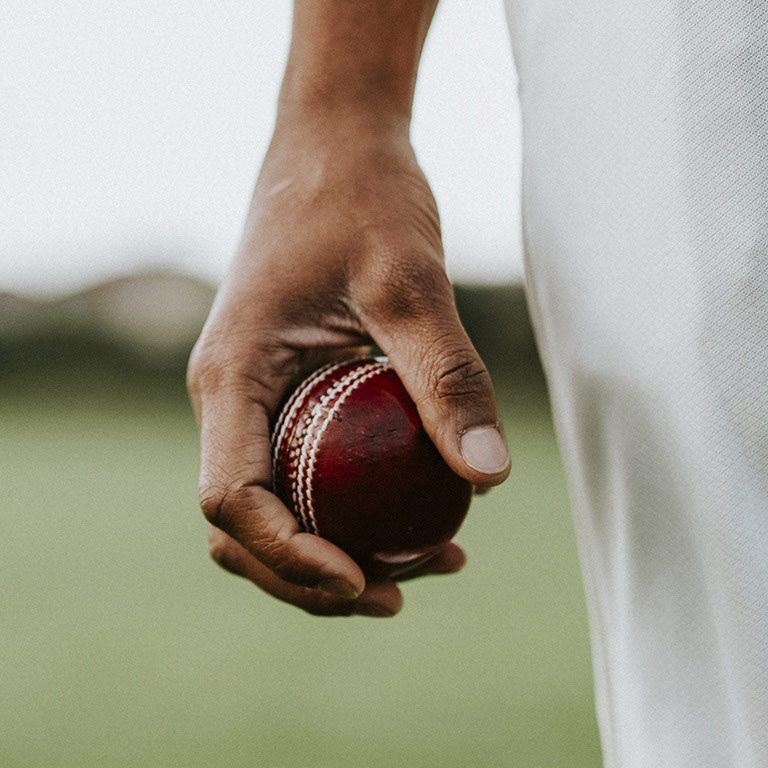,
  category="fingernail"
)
[460,426,509,475]
[354,604,397,618]
[317,578,361,599]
